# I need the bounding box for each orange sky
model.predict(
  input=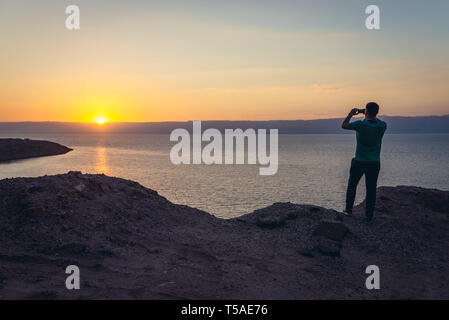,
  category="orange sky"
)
[1,1,448,122]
